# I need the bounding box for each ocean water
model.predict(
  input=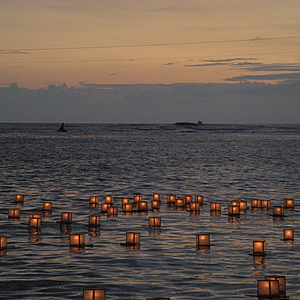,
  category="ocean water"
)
[0,123,299,300]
